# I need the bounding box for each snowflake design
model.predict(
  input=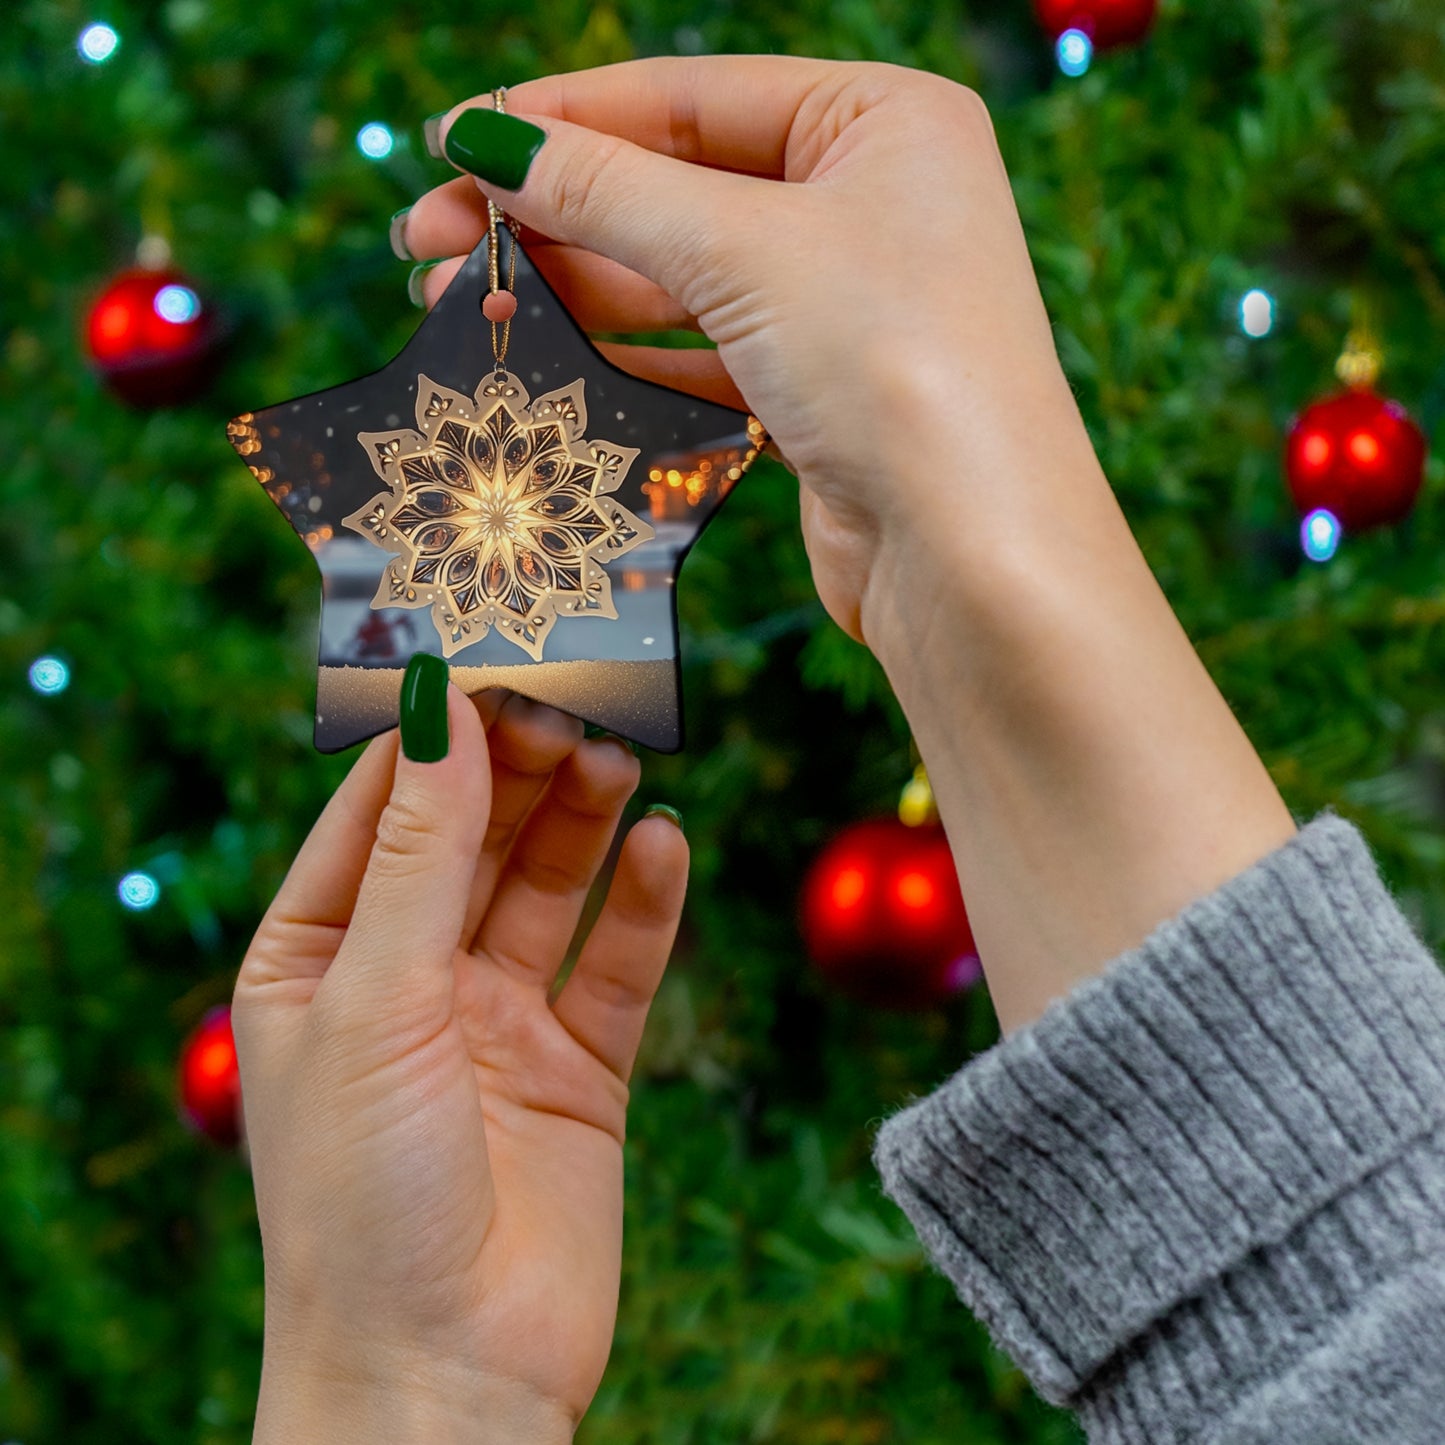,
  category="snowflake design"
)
[342,372,654,661]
